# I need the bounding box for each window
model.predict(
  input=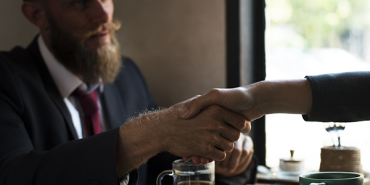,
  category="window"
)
[265,0,370,172]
